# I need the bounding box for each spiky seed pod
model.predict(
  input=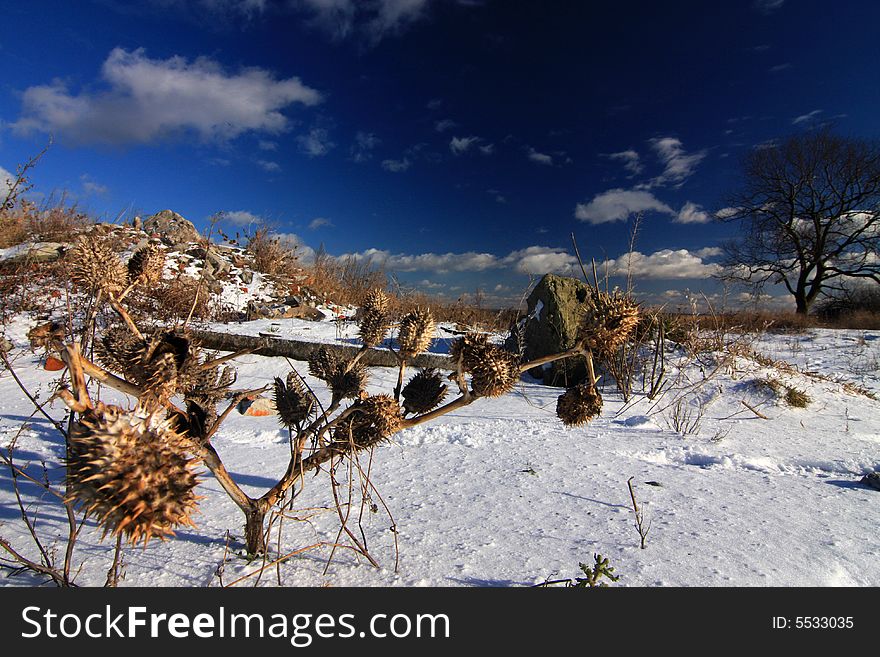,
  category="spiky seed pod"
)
[449,332,491,372]
[334,394,403,449]
[358,289,392,348]
[326,360,368,402]
[397,308,435,359]
[273,375,316,428]
[69,234,126,295]
[308,346,340,382]
[556,383,603,426]
[65,402,200,545]
[123,331,194,400]
[578,290,640,354]
[470,345,521,397]
[183,363,234,403]
[182,364,235,430]
[127,244,166,285]
[401,368,448,416]
[94,325,144,376]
